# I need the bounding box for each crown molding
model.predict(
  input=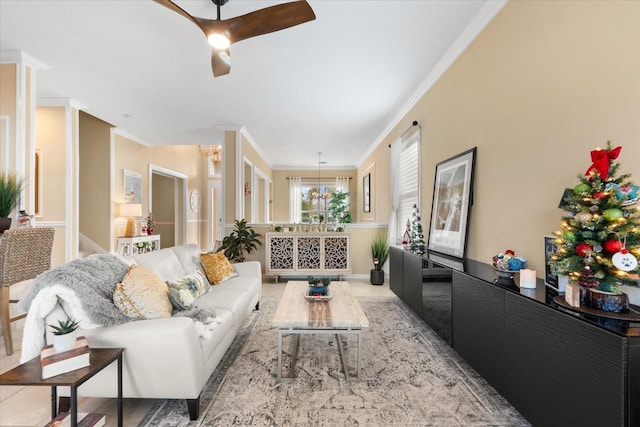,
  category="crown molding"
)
[113,128,153,147]
[0,49,49,69]
[36,97,87,110]
[357,0,508,167]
